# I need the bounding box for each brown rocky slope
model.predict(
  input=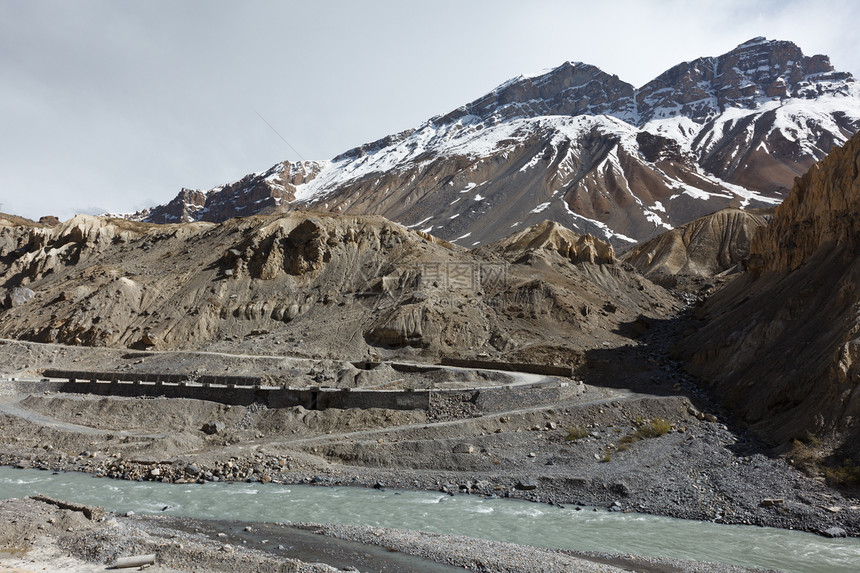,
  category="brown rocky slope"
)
[678,131,860,459]
[0,213,675,364]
